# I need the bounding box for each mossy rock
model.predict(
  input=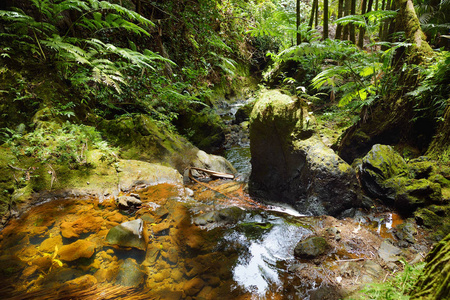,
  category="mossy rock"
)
[174,107,226,152]
[294,236,329,259]
[96,114,197,171]
[410,233,450,300]
[233,101,255,124]
[249,90,360,216]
